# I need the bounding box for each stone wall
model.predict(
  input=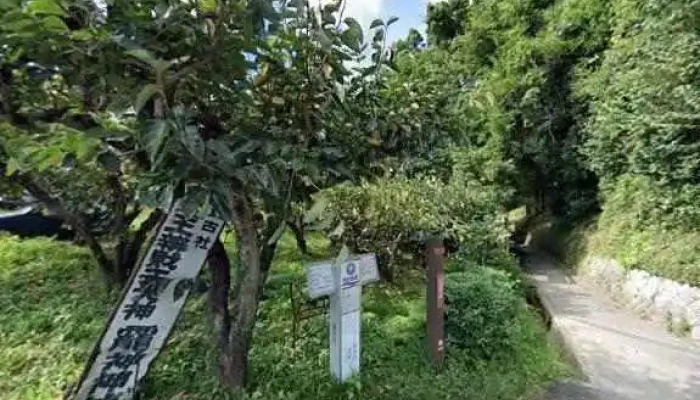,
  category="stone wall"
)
[579,256,700,340]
